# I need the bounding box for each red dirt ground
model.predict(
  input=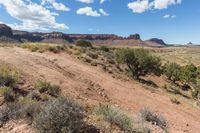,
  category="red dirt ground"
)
[0,47,200,133]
